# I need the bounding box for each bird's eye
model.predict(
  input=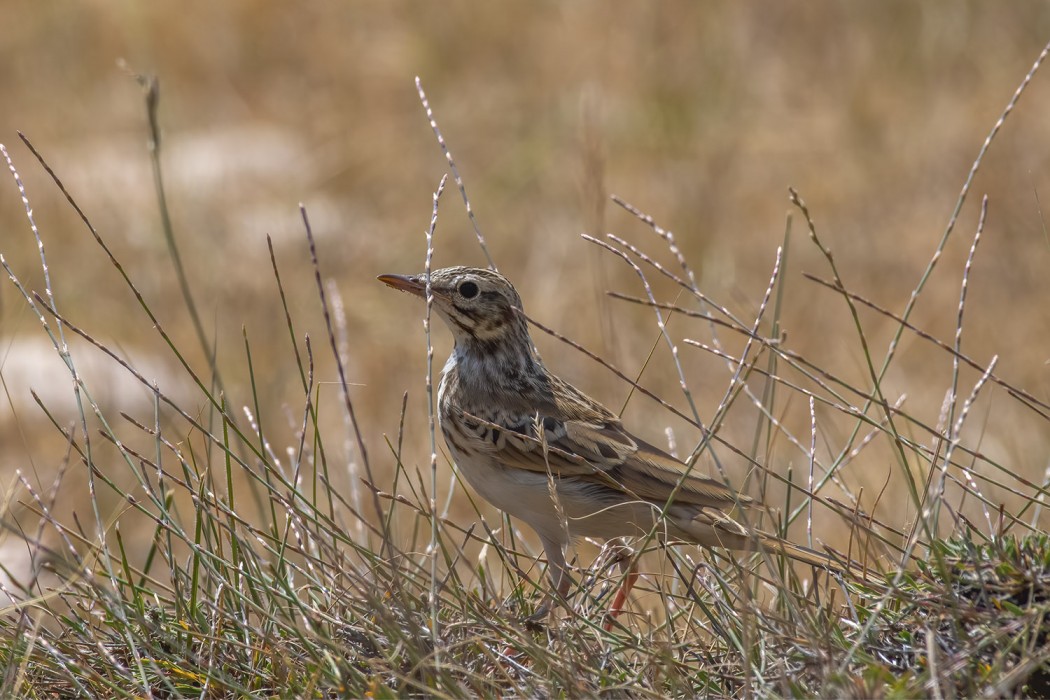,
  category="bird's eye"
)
[458,281,479,299]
